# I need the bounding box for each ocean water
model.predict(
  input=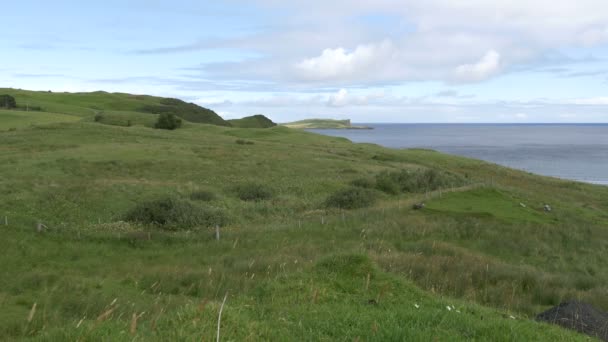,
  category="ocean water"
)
[309,124,608,185]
